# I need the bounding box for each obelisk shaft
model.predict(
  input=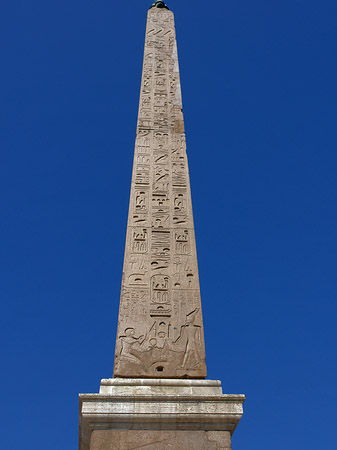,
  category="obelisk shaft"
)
[113,6,207,378]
